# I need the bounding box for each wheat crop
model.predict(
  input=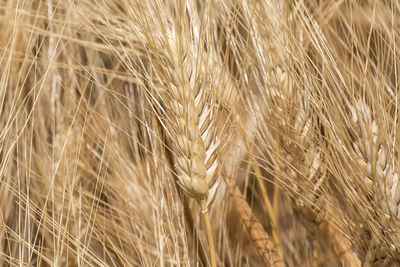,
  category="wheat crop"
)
[1,0,400,266]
